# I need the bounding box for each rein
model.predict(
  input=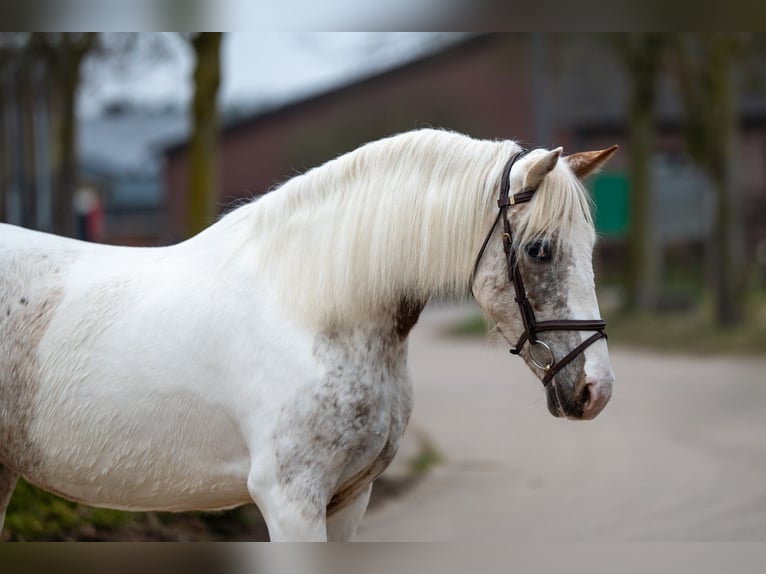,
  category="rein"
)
[470,150,607,387]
